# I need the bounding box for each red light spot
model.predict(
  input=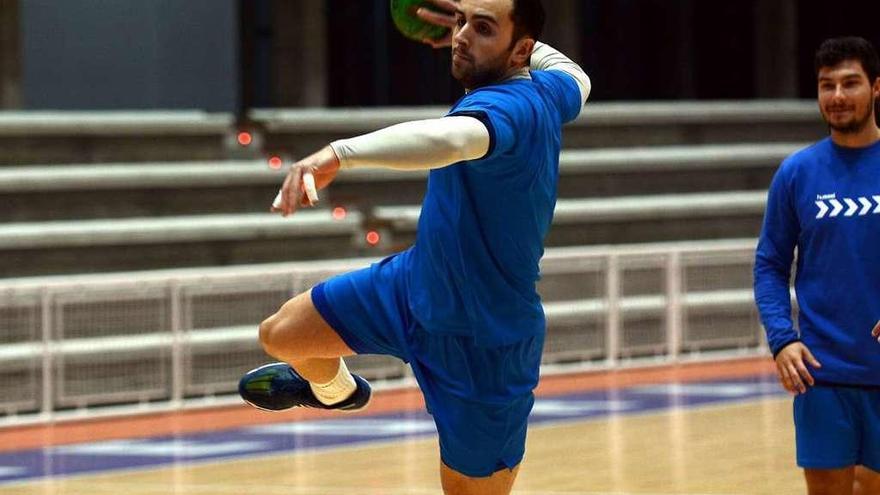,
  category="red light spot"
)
[268,156,283,169]
[237,132,253,146]
[365,231,380,246]
[332,207,347,220]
